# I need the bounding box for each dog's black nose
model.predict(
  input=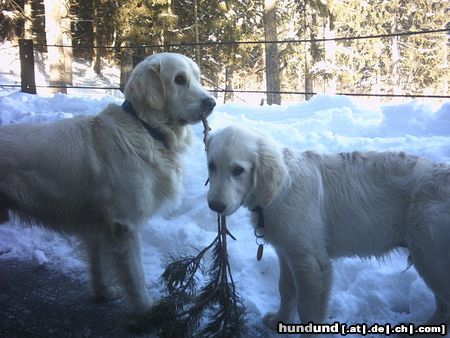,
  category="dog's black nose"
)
[202,97,216,113]
[208,200,226,213]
